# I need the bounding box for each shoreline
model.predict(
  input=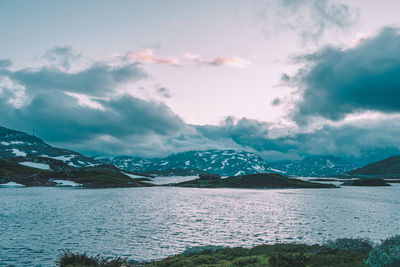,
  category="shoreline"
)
[56,236,400,266]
